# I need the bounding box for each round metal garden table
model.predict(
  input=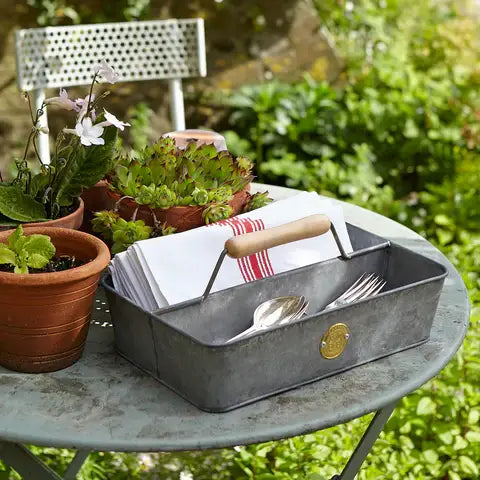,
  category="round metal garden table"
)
[0,185,470,480]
